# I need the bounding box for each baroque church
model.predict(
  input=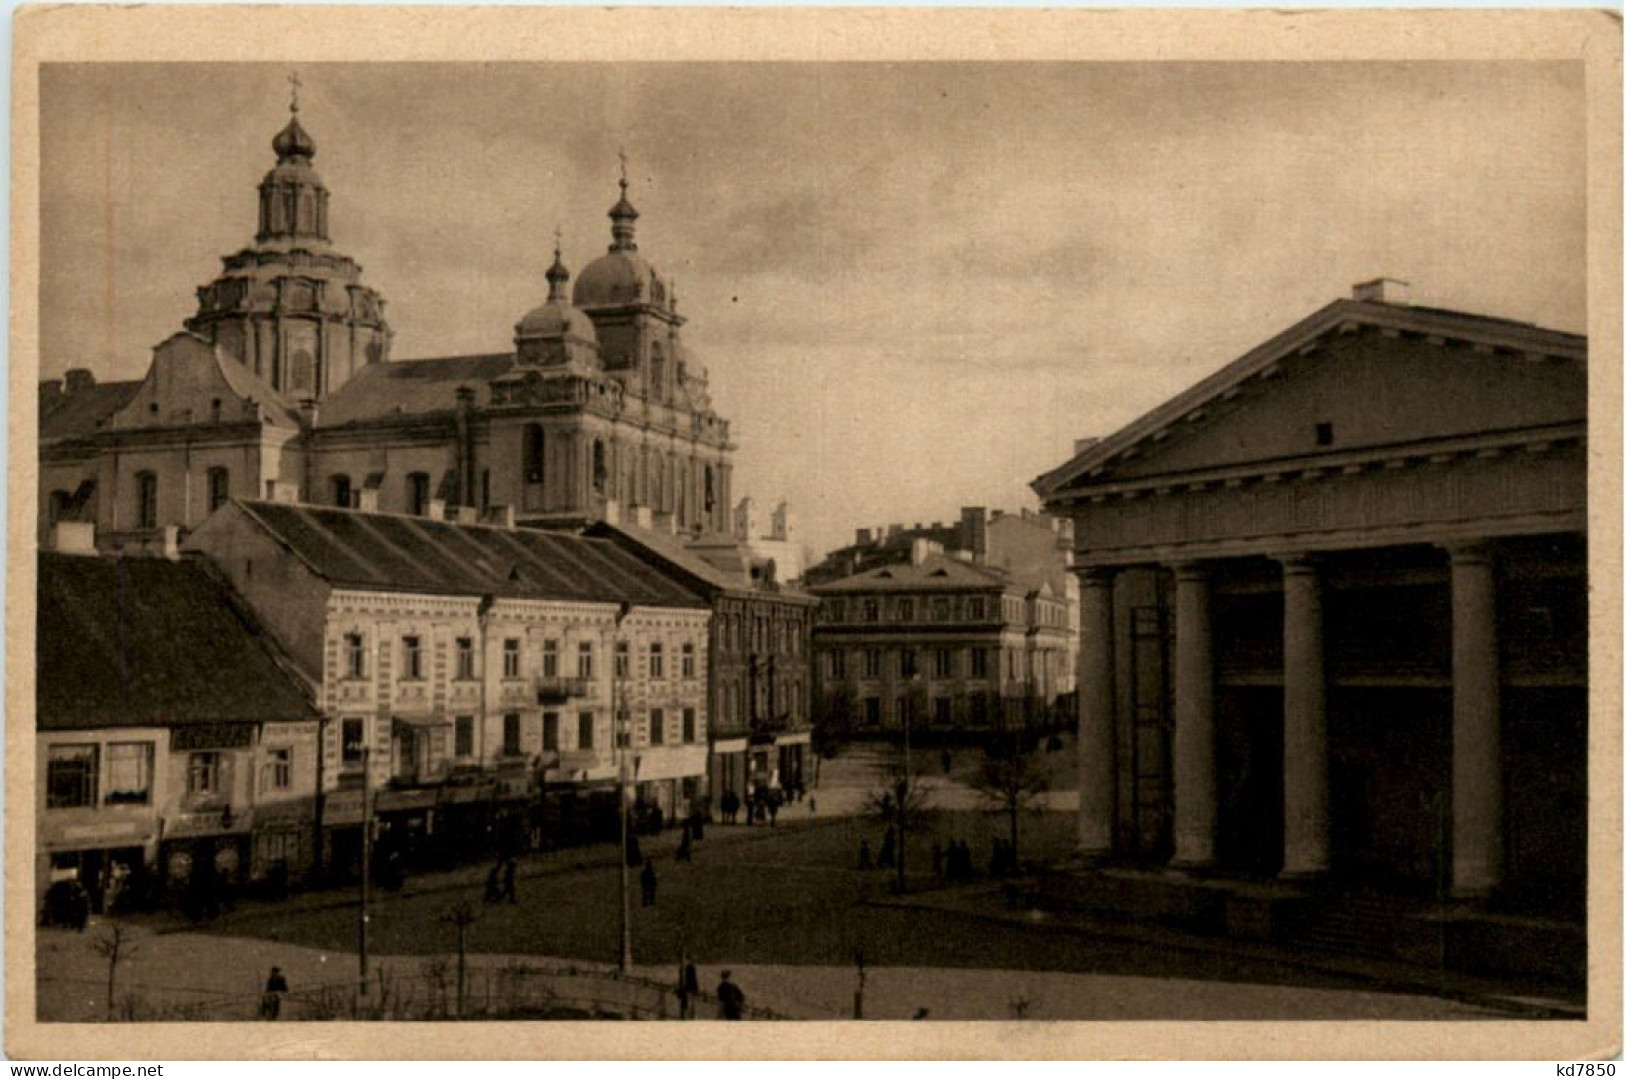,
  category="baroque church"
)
[39,97,737,548]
